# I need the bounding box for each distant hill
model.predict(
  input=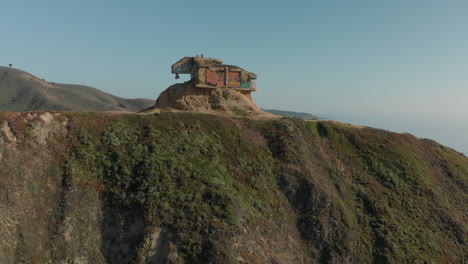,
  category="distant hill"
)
[263,109,319,119]
[0,66,154,112]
